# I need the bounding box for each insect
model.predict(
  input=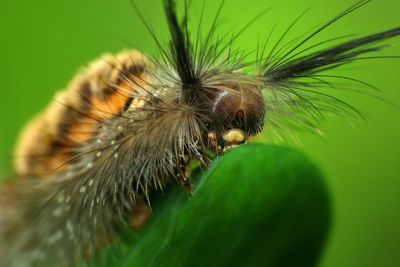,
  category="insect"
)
[0,0,399,266]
